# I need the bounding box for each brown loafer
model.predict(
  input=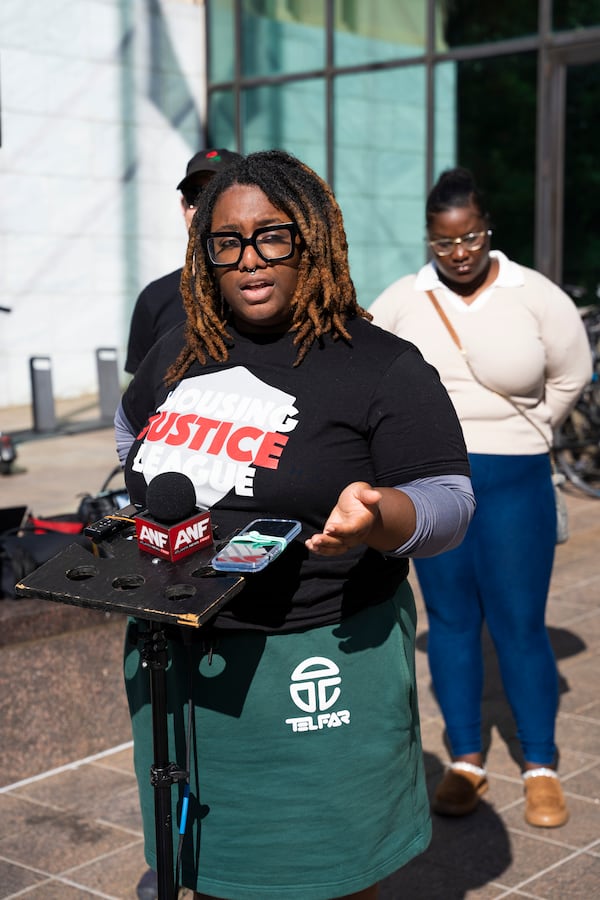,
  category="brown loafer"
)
[432,763,489,816]
[524,770,569,827]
